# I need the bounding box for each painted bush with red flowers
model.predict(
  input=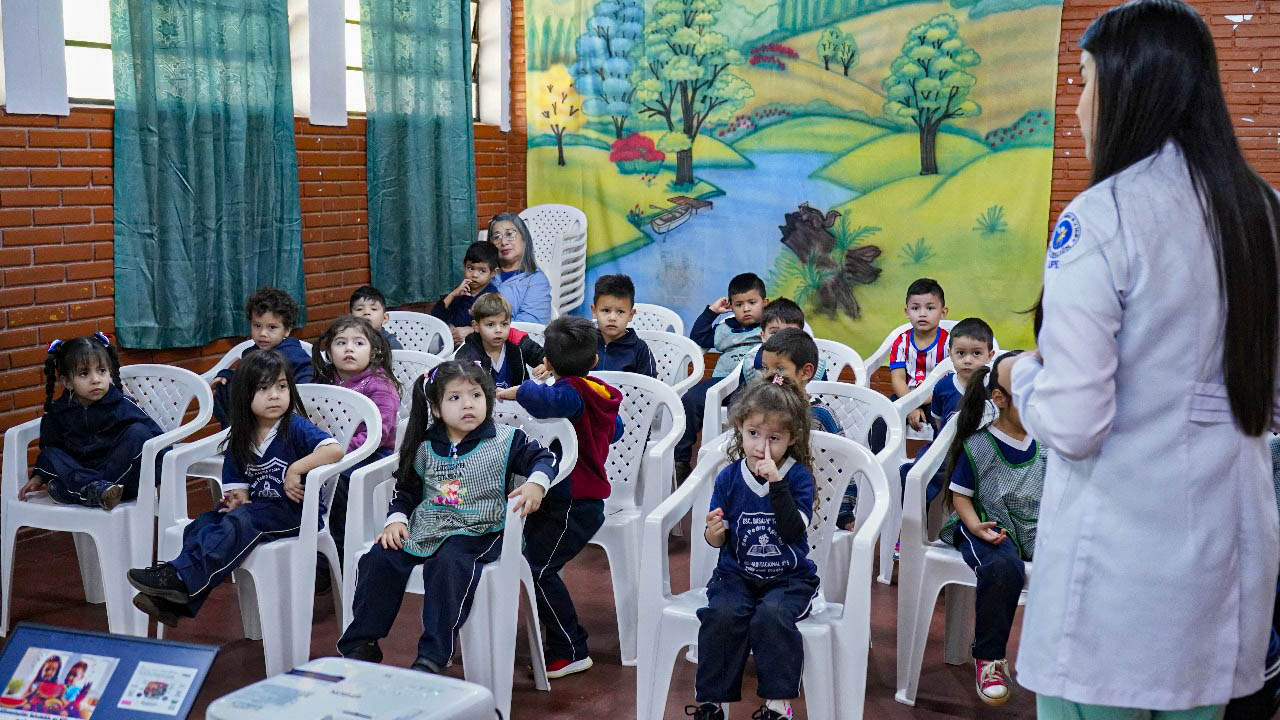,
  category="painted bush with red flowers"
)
[748,43,798,71]
[610,133,666,174]
[983,109,1054,150]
